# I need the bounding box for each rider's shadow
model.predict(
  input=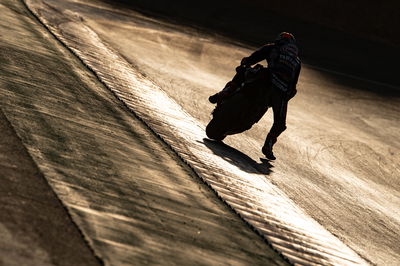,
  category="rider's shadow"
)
[201,138,273,175]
